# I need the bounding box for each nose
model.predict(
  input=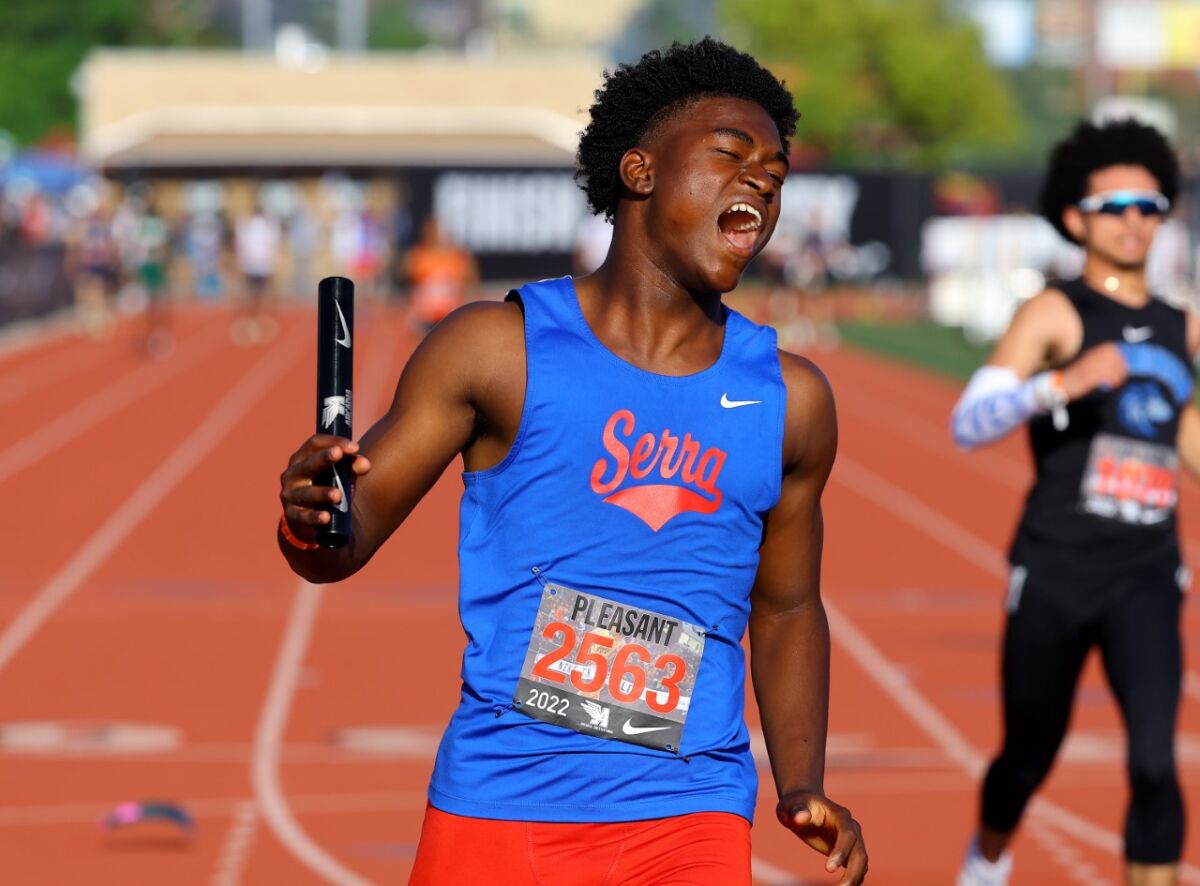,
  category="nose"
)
[738,163,774,198]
